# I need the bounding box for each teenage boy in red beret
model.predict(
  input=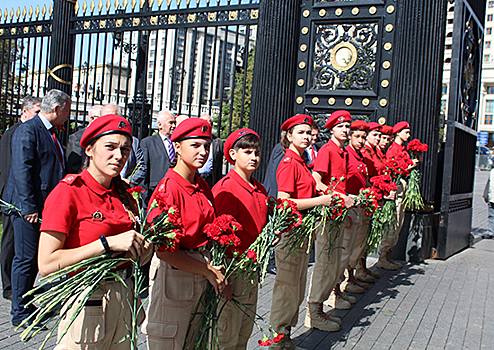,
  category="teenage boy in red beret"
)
[305,110,354,332]
[212,129,268,350]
